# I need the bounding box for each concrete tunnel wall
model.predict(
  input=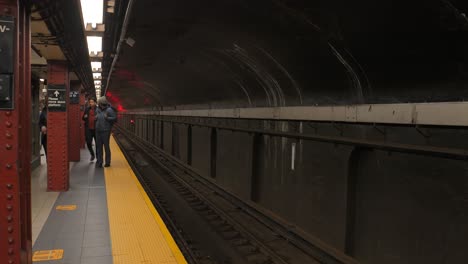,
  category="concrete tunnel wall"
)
[107,0,468,110]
